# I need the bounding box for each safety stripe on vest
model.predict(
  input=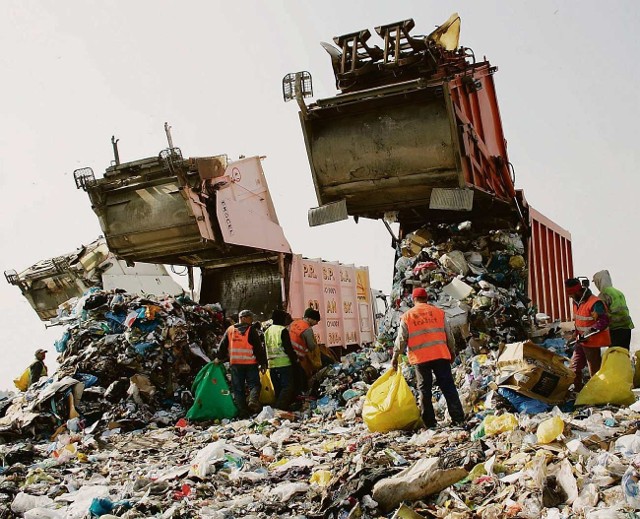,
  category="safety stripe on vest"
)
[408,327,445,339]
[410,339,448,351]
[291,340,306,358]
